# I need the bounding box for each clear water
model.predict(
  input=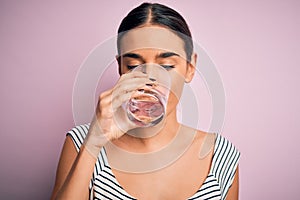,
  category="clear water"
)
[126,89,165,127]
